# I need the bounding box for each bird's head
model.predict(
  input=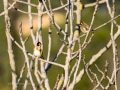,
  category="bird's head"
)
[79,23,84,27]
[79,22,83,26]
[37,42,41,46]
